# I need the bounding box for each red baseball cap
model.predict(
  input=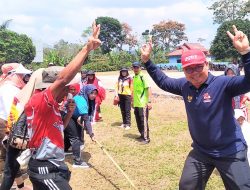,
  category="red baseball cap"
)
[181,50,206,68]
